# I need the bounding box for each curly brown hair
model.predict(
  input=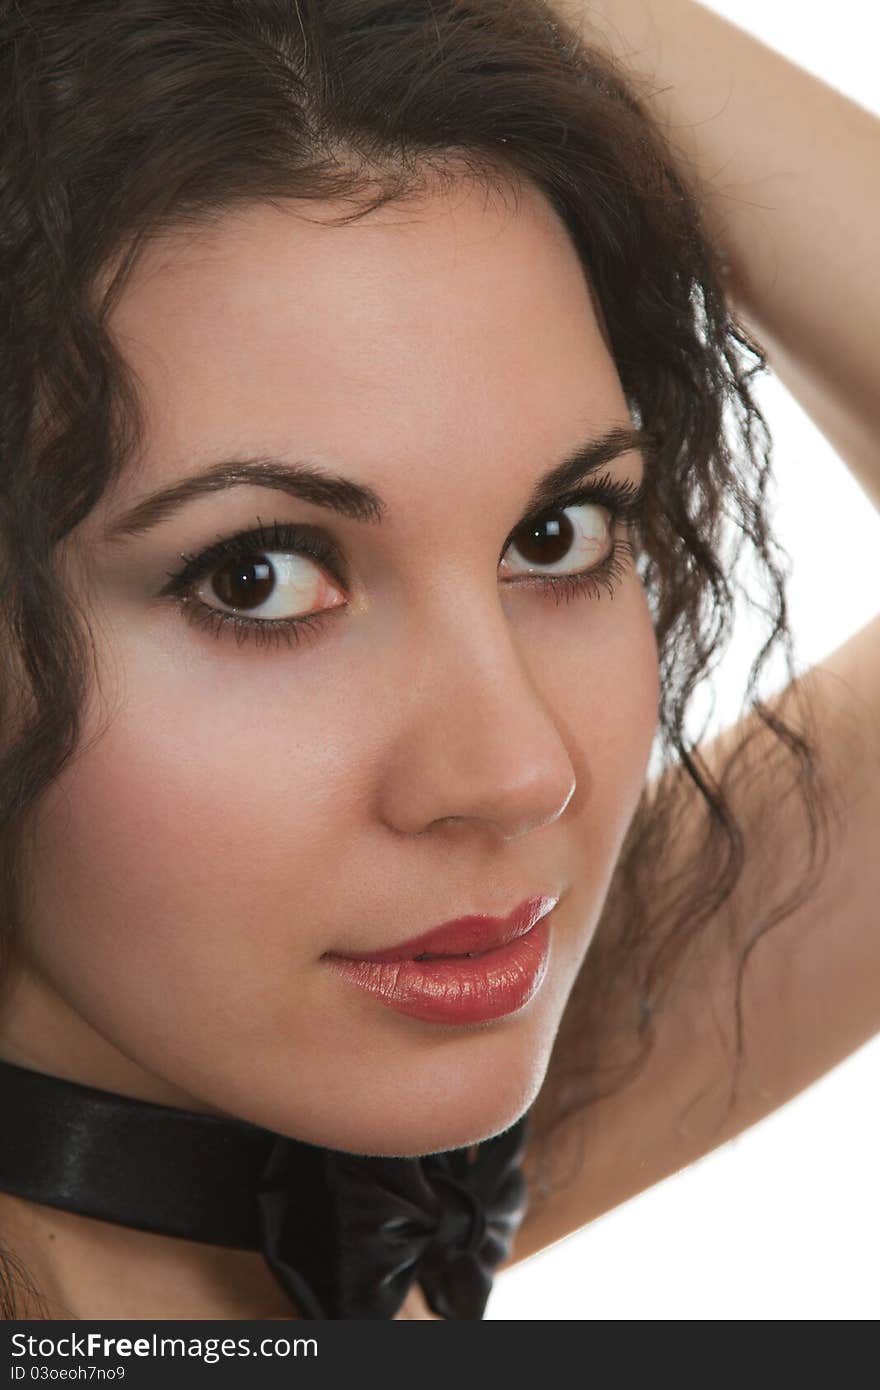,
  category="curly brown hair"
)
[0,0,831,1317]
